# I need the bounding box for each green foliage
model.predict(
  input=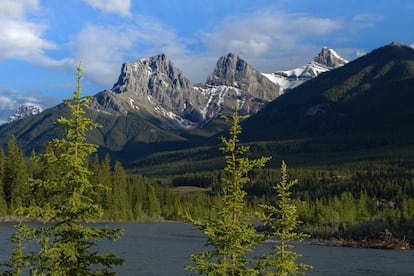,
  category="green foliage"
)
[4,64,124,275]
[108,161,134,221]
[0,148,7,216]
[5,220,36,275]
[256,161,311,275]
[187,110,270,275]
[3,136,28,211]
